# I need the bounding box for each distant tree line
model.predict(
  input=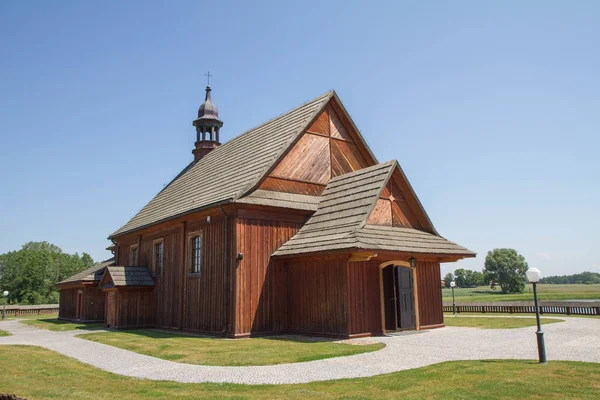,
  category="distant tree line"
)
[0,241,95,305]
[540,272,600,285]
[443,248,529,294]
